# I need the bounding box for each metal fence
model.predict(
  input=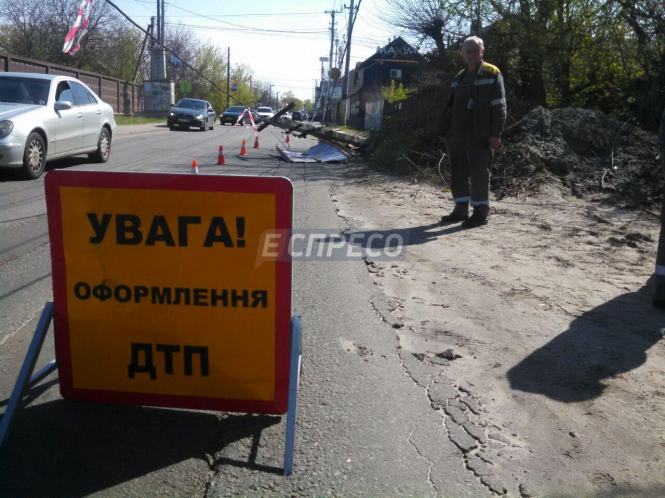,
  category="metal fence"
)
[0,52,143,115]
